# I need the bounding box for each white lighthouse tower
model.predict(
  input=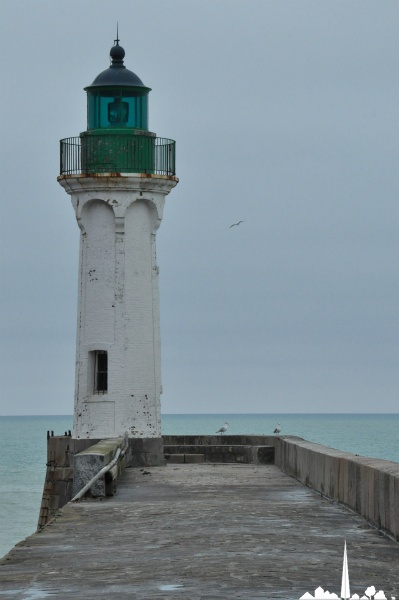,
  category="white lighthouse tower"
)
[58,38,178,443]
